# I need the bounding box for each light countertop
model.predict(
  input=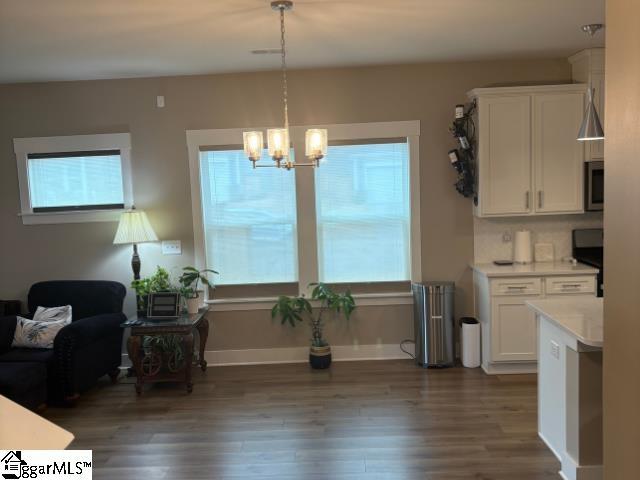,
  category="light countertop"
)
[471,261,599,278]
[526,297,603,348]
